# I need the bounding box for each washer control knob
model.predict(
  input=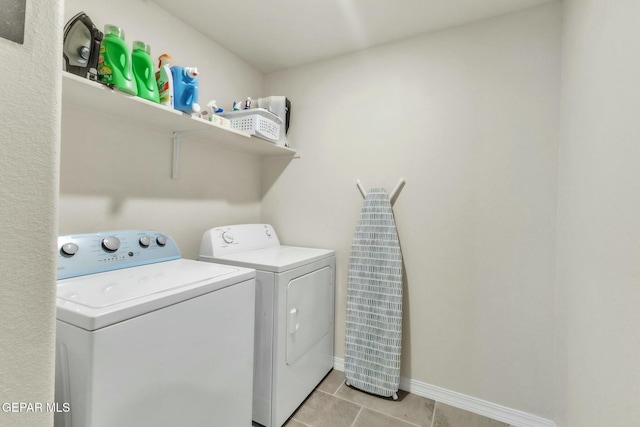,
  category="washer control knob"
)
[102,236,120,252]
[156,235,167,246]
[222,231,234,244]
[61,242,79,256]
[265,228,272,237]
[139,236,151,248]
